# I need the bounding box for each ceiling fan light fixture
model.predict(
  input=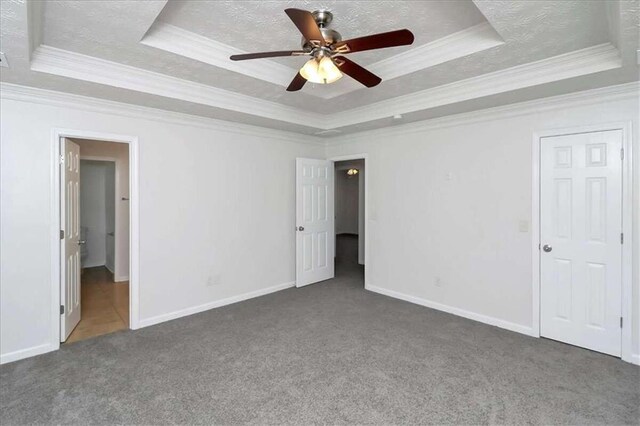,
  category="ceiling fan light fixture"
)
[300,57,342,84]
[231,8,414,92]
